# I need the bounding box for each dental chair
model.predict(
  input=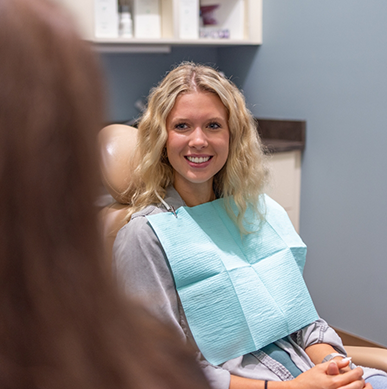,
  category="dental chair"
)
[98,123,387,373]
